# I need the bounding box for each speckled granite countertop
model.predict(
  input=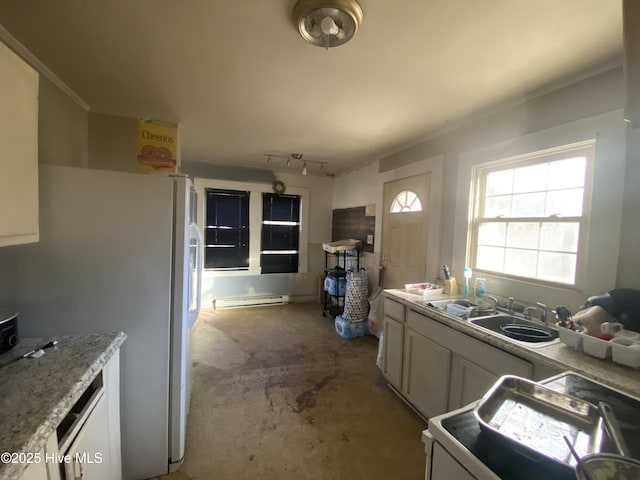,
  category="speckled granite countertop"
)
[385,289,640,400]
[0,332,126,480]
